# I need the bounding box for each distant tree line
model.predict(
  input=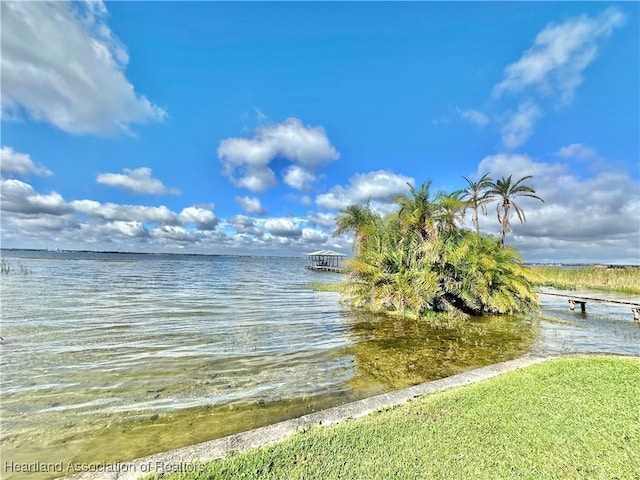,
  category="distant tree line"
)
[333,175,543,319]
